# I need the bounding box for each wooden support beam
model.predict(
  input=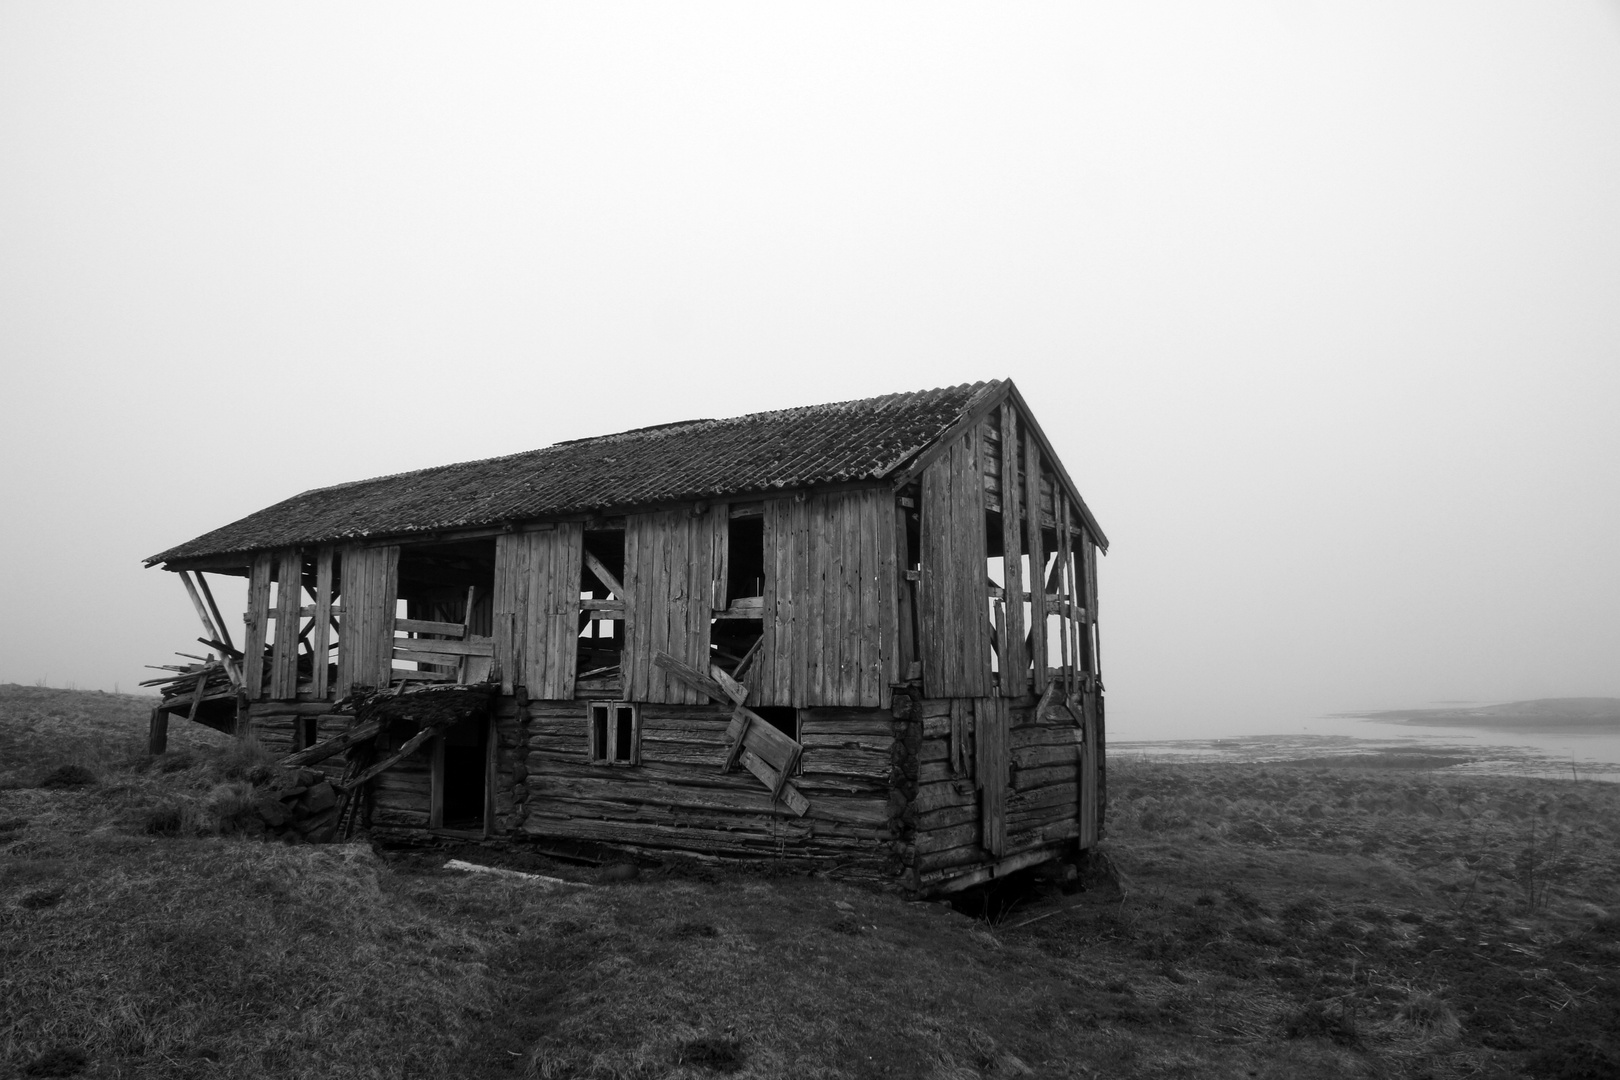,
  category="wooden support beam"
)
[177,571,241,687]
[395,617,467,637]
[148,707,168,755]
[337,725,438,791]
[312,547,334,699]
[652,651,730,706]
[243,553,272,701]
[583,550,628,602]
[281,719,381,768]
[1023,435,1047,694]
